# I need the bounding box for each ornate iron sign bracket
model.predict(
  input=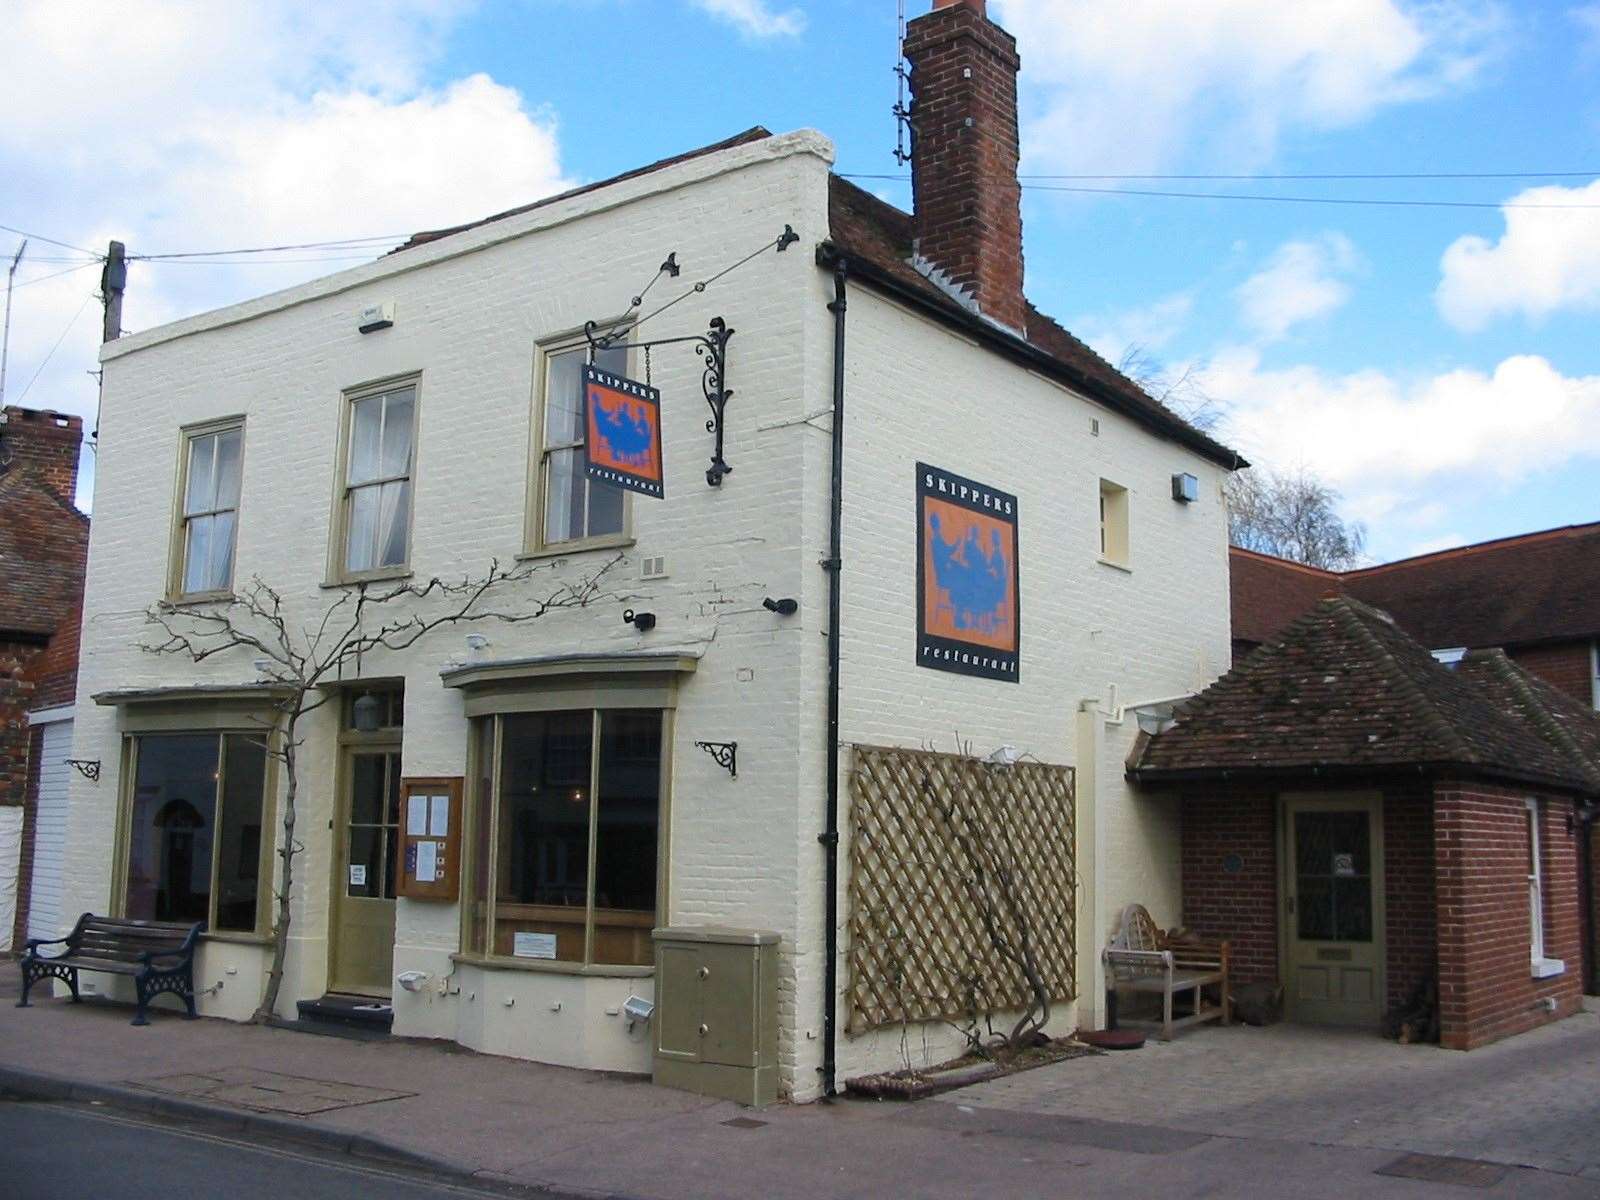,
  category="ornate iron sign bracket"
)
[694,740,737,779]
[66,758,101,781]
